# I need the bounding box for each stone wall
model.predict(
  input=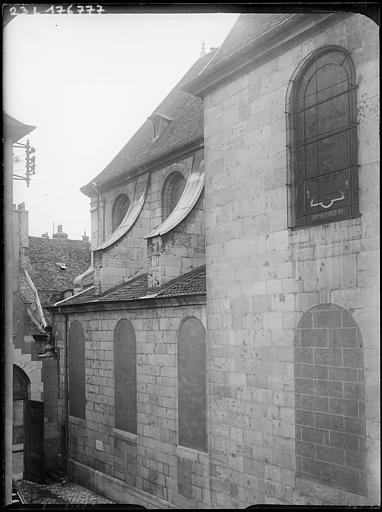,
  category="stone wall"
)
[203,13,379,507]
[92,153,204,294]
[53,301,209,508]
